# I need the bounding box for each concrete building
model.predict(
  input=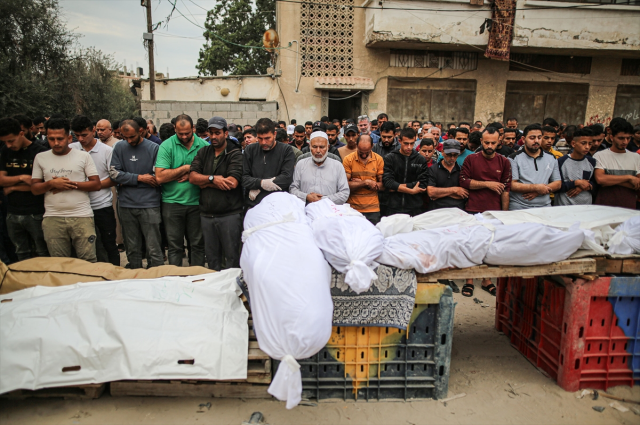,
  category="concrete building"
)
[141,1,640,128]
[277,0,640,126]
